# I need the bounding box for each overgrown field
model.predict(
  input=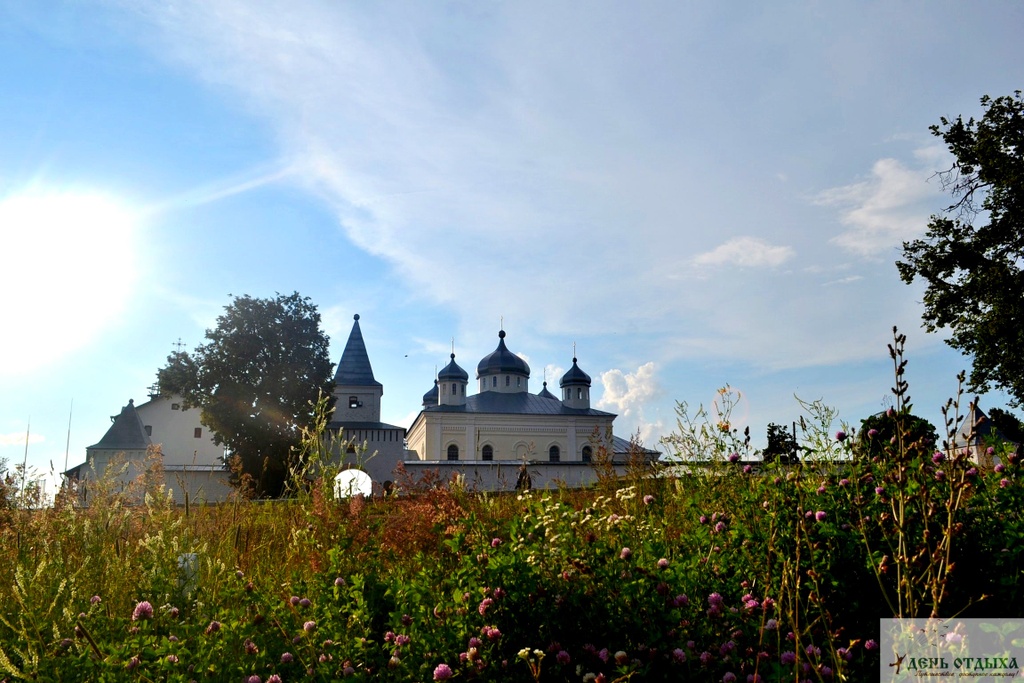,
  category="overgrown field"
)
[2,341,1022,682]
